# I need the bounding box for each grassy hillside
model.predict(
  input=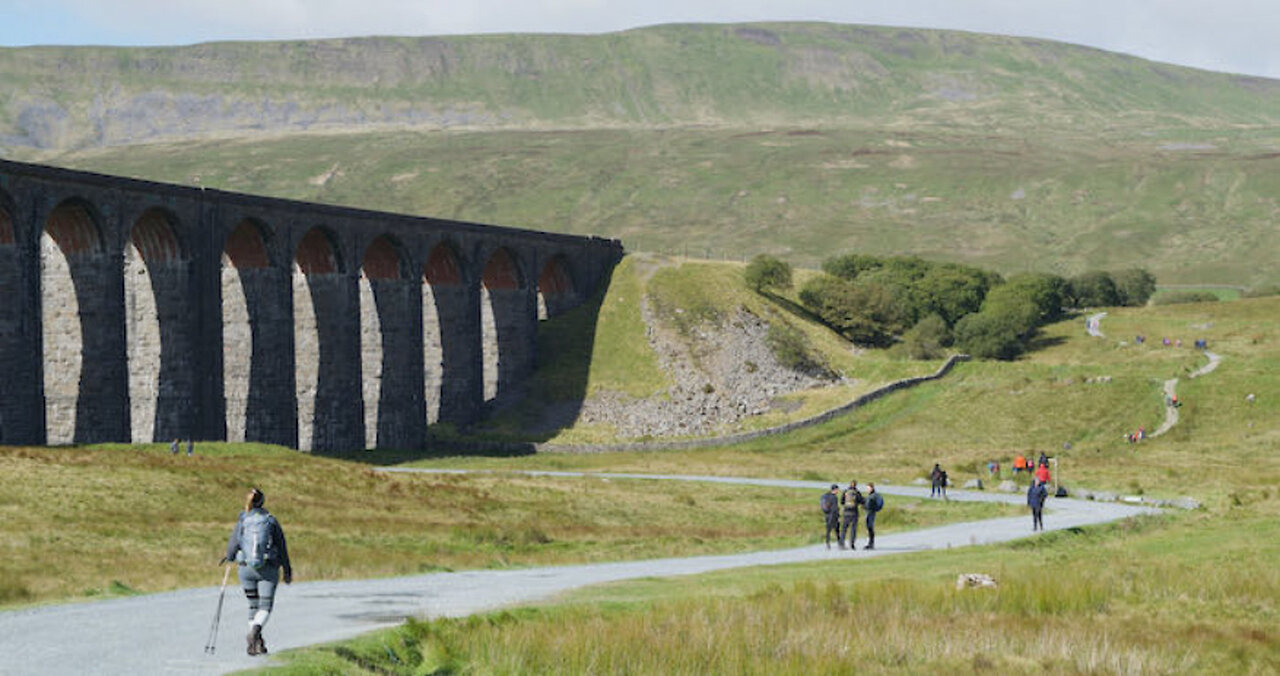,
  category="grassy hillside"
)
[31,124,1280,285]
[3,23,1277,151]
[4,23,1278,284]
